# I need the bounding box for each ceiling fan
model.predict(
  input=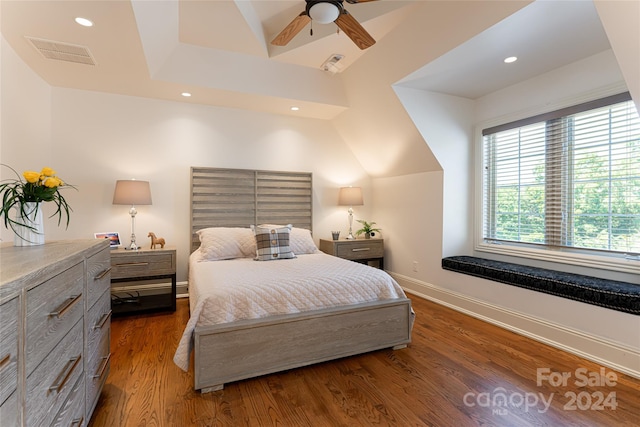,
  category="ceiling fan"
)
[271,0,377,50]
